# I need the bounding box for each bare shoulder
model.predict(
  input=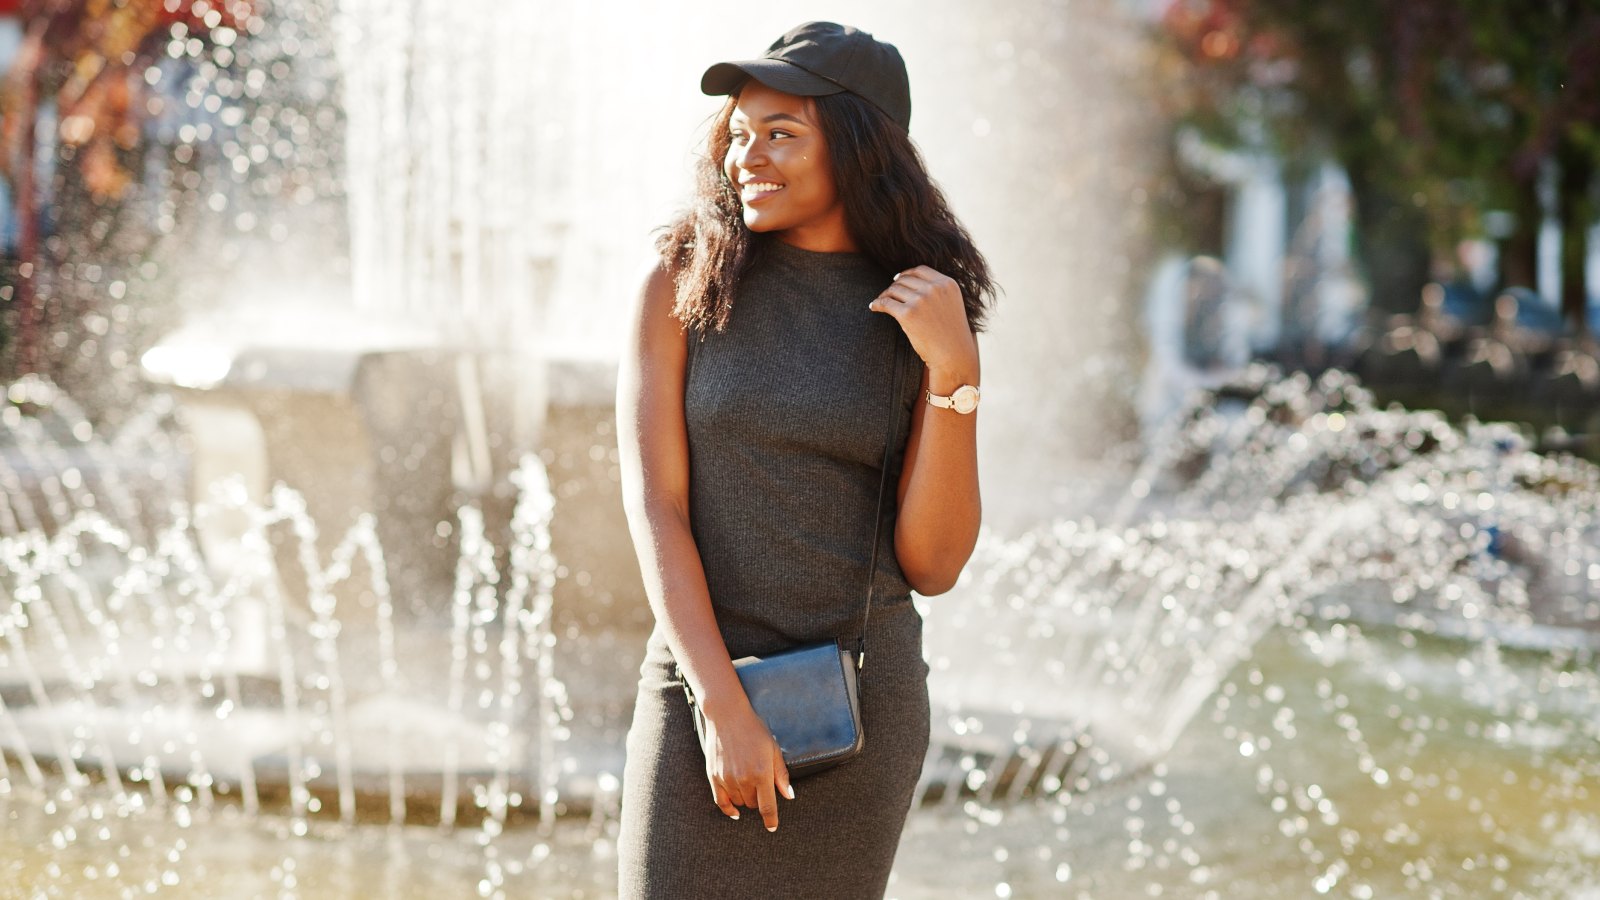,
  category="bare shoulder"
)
[617,250,691,506]
[622,250,686,369]
[628,252,678,326]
